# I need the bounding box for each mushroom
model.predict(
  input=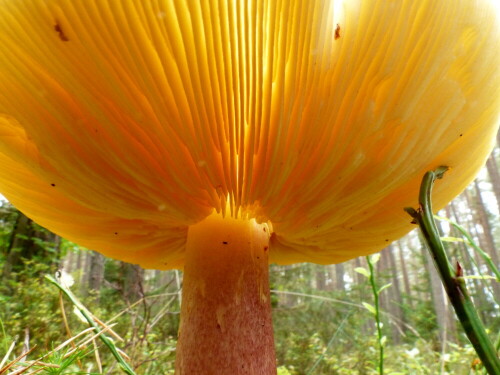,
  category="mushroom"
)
[0,0,499,374]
